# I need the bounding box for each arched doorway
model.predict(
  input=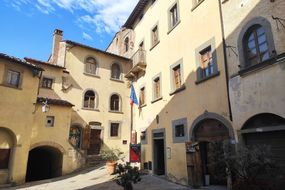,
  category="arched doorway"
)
[190,112,233,186]
[26,146,63,182]
[241,113,285,188]
[0,127,16,184]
